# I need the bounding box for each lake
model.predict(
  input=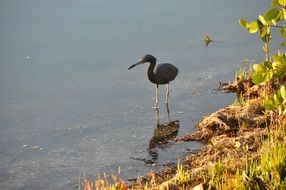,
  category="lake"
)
[0,0,270,189]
